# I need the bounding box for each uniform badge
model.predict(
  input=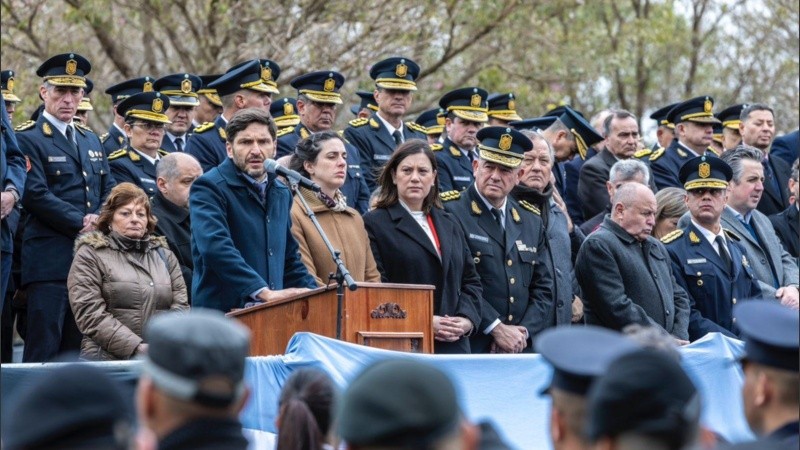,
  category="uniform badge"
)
[395,62,408,78]
[7,77,13,91]
[698,162,711,178]
[181,78,192,93]
[499,133,512,151]
[508,98,515,111]
[152,97,164,113]
[284,101,294,116]
[218,127,227,140]
[676,148,688,158]
[42,122,52,136]
[689,231,701,243]
[300,127,310,139]
[118,135,124,144]
[470,93,482,108]
[742,255,749,267]
[143,80,153,92]
[511,207,520,223]
[323,77,335,92]
[471,201,482,215]
[65,58,77,75]
[261,66,272,82]
[703,97,712,113]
